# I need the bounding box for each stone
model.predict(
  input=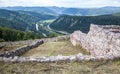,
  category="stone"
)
[70,24,120,59]
[0,40,44,57]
